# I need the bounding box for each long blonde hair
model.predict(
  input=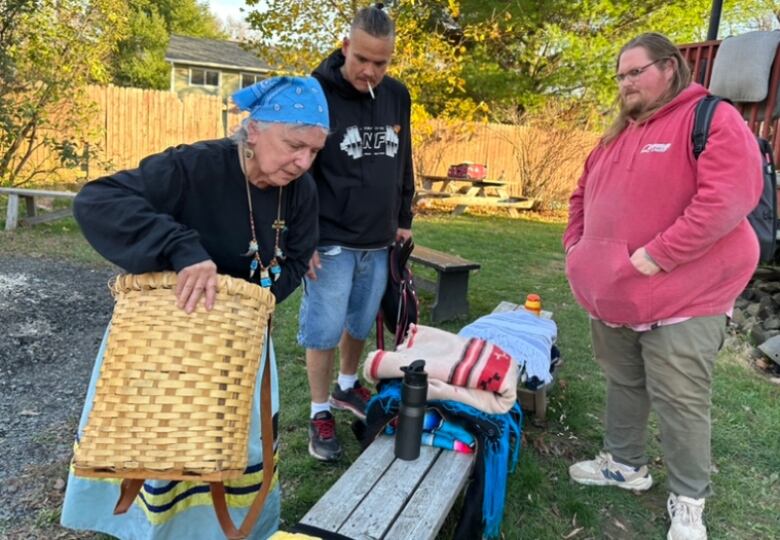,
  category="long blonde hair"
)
[602,33,692,145]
